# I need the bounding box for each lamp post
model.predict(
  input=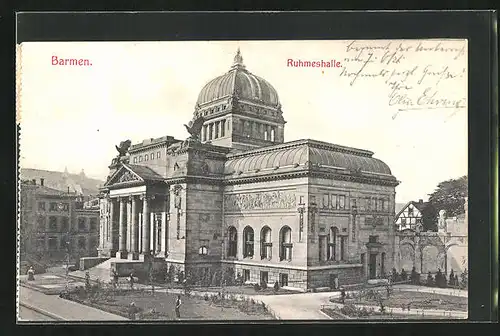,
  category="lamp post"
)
[351,204,358,243]
[58,187,71,293]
